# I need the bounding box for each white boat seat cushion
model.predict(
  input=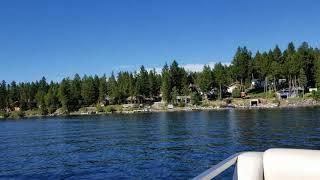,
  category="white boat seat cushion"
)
[263,148,320,180]
[237,152,264,180]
